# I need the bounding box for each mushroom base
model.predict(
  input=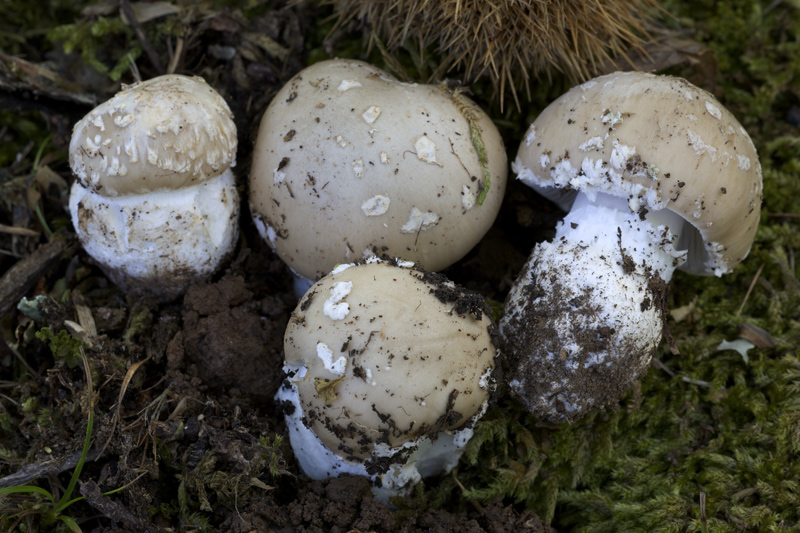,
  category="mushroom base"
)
[69,169,240,301]
[276,370,477,504]
[500,198,685,423]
